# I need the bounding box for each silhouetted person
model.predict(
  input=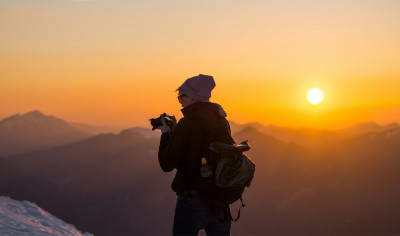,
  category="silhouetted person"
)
[158,74,232,235]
